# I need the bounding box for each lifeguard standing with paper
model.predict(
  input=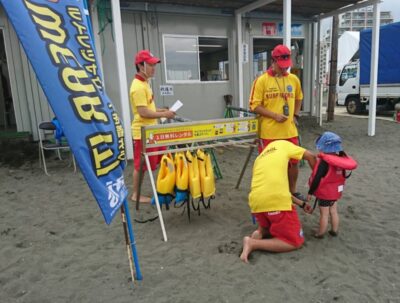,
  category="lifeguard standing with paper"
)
[130,50,175,203]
